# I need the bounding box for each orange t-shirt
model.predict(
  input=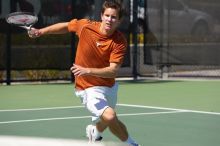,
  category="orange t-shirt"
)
[68,19,127,90]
